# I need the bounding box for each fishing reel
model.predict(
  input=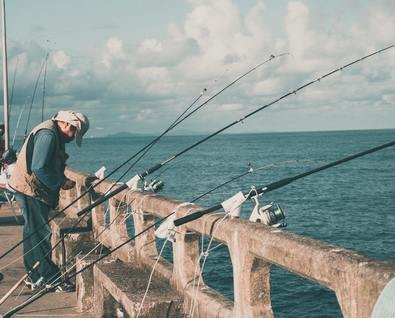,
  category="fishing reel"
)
[125,175,163,192]
[249,195,286,227]
[144,179,164,192]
